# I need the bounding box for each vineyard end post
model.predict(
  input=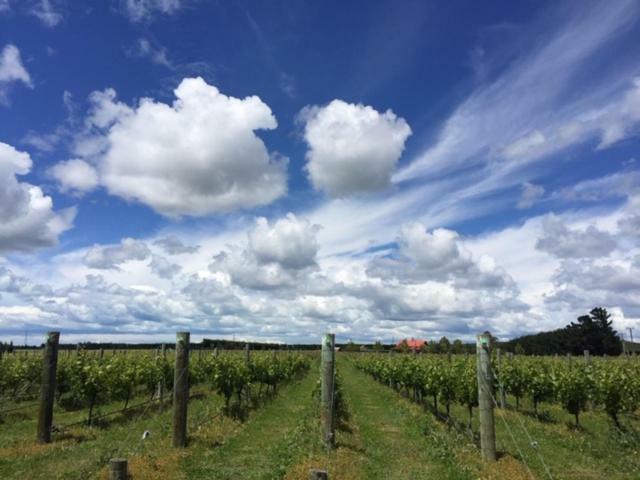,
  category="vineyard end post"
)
[476,331,497,461]
[108,458,128,480]
[37,331,59,444]
[584,349,590,365]
[172,332,190,448]
[321,332,336,449]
